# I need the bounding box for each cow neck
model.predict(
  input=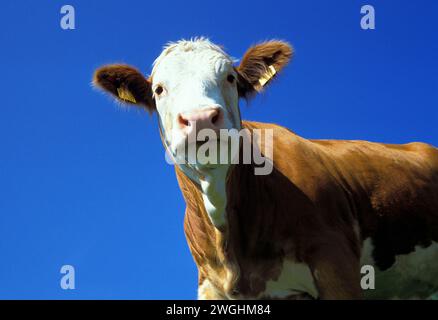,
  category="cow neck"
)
[158,118,230,230]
